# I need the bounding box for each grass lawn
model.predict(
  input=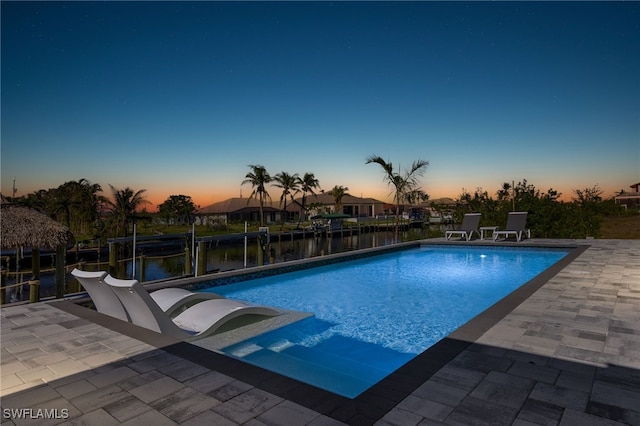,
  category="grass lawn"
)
[600,215,640,239]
